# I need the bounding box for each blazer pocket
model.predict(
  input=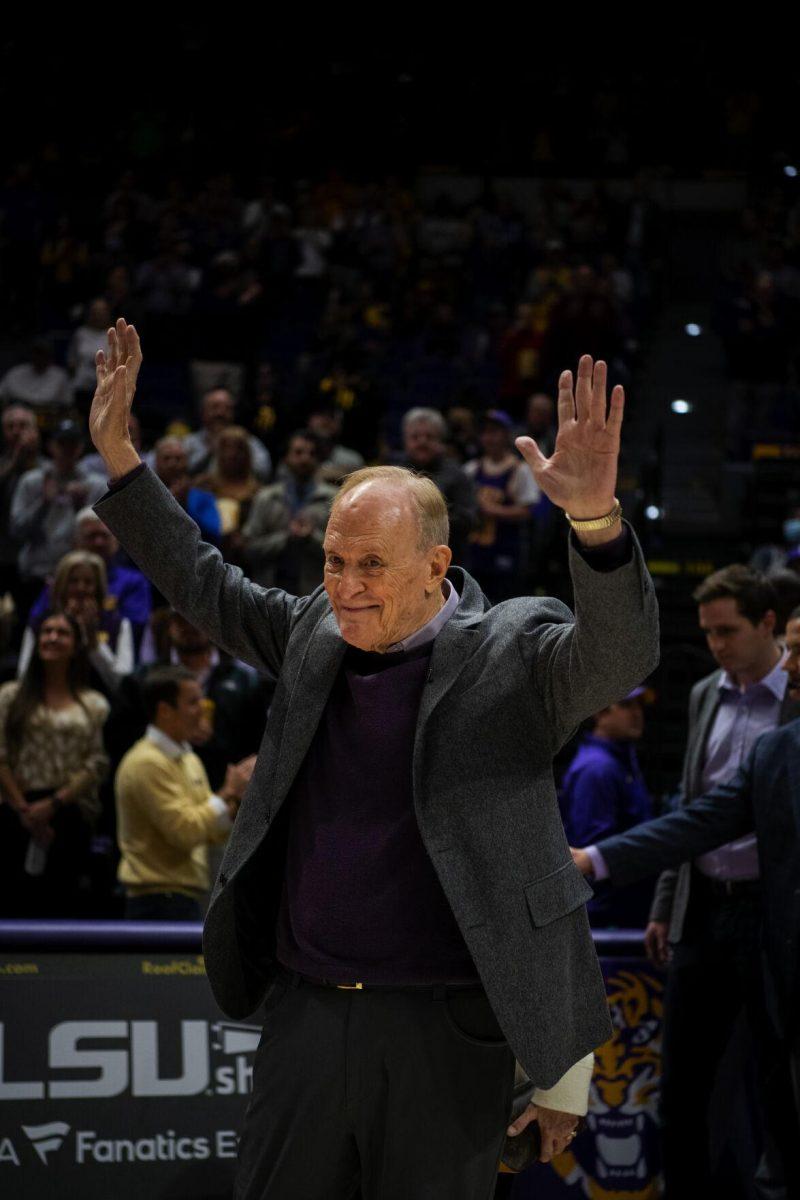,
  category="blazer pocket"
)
[524,863,594,927]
